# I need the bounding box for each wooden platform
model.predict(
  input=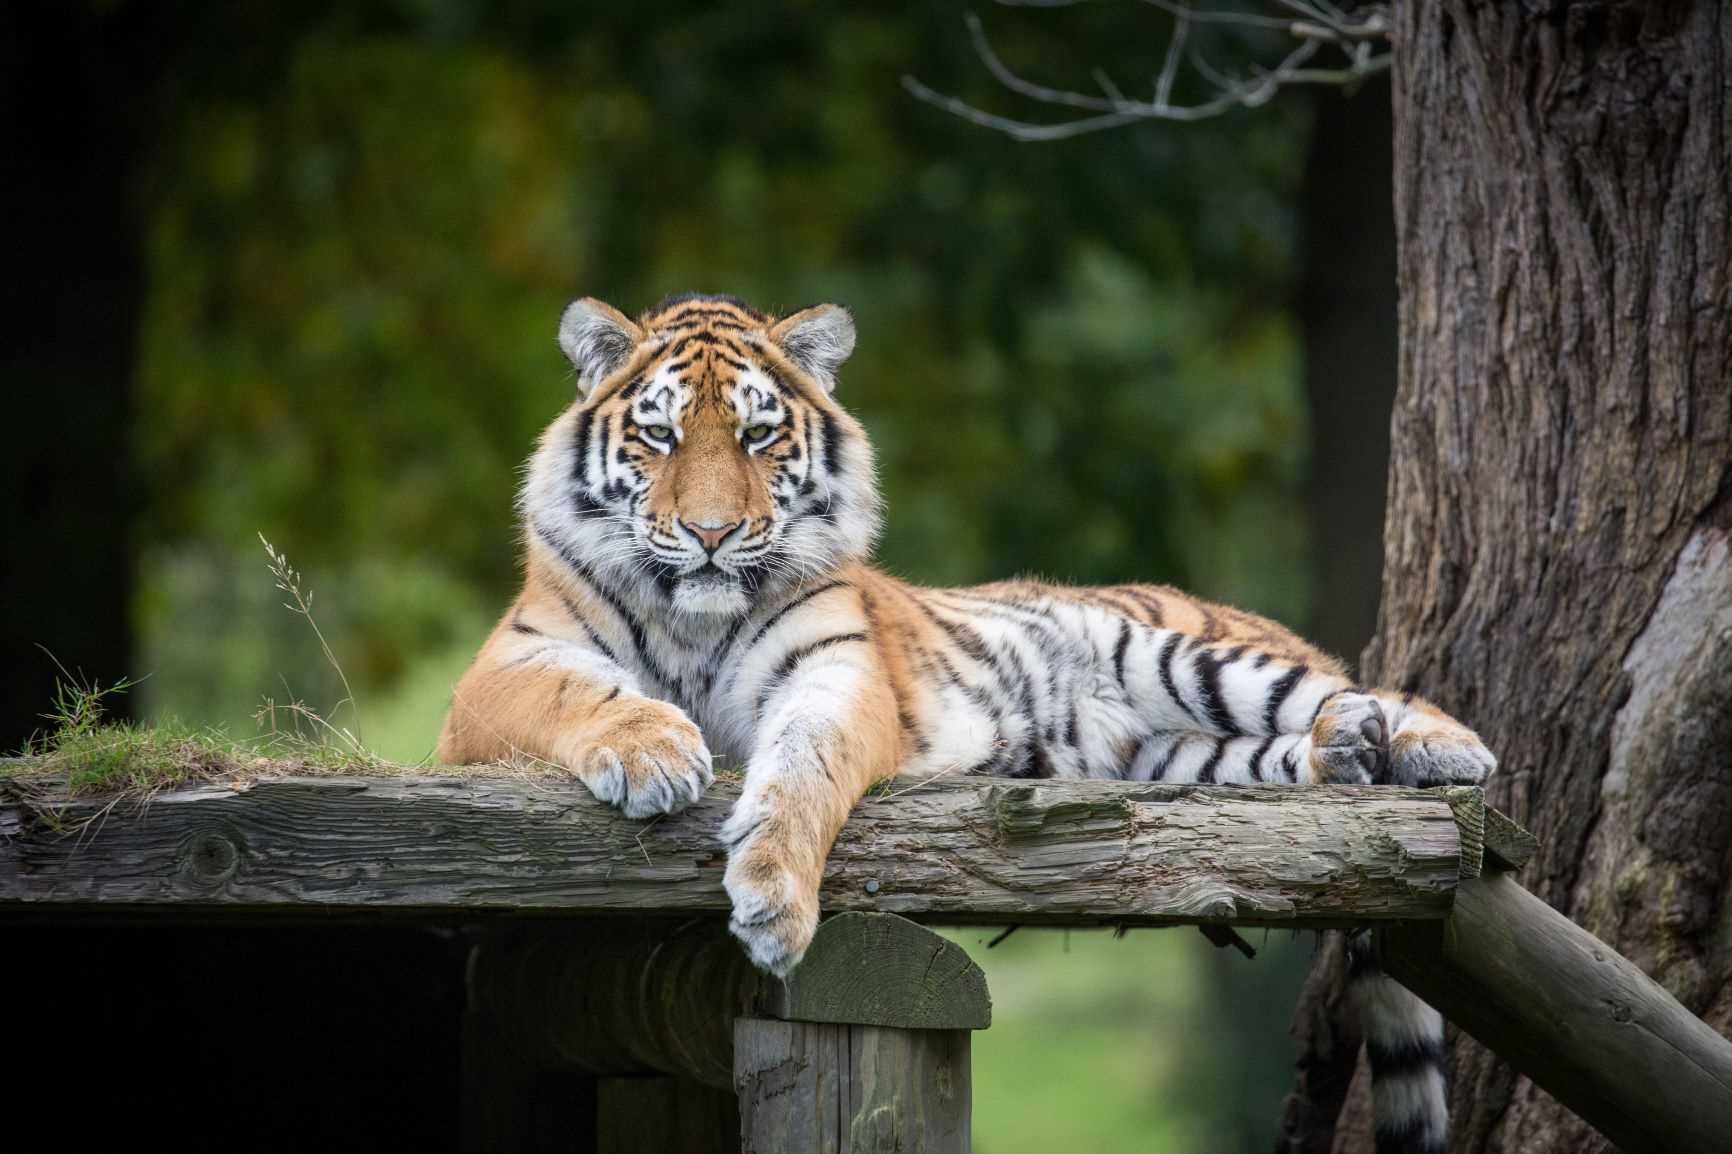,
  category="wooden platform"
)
[0,771,1479,926]
[5,767,1728,1153]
